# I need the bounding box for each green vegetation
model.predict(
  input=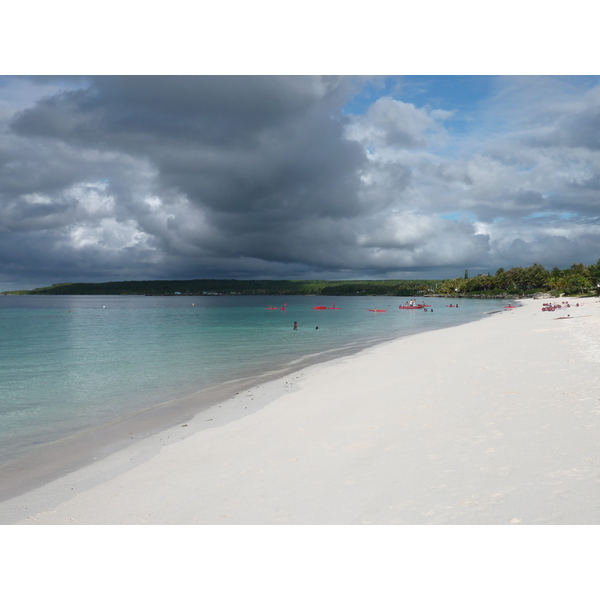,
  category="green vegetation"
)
[4,259,600,297]
[2,279,440,297]
[436,260,600,297]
